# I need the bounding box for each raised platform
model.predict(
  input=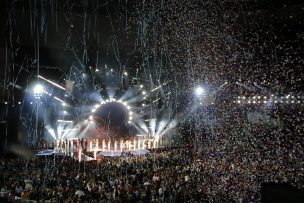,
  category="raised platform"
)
[54,138,160,161]
[97,149,149,157]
